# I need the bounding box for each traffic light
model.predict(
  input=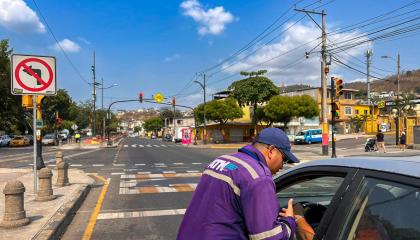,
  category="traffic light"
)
[334,77,344,97]
[22,95,32,108]
[172,97,176,107]
[139,92,143,103]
